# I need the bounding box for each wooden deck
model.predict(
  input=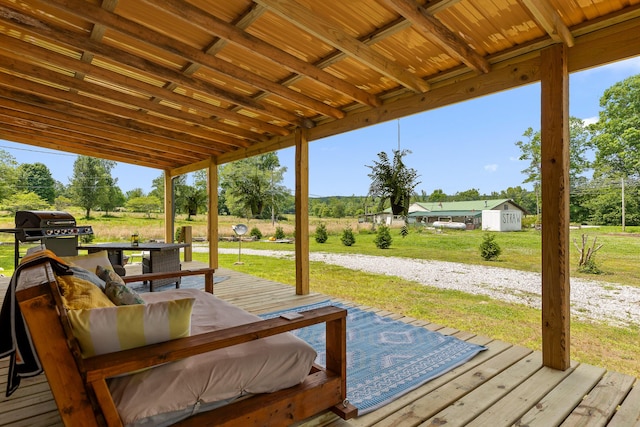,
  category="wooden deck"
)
[1,262,640,426]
